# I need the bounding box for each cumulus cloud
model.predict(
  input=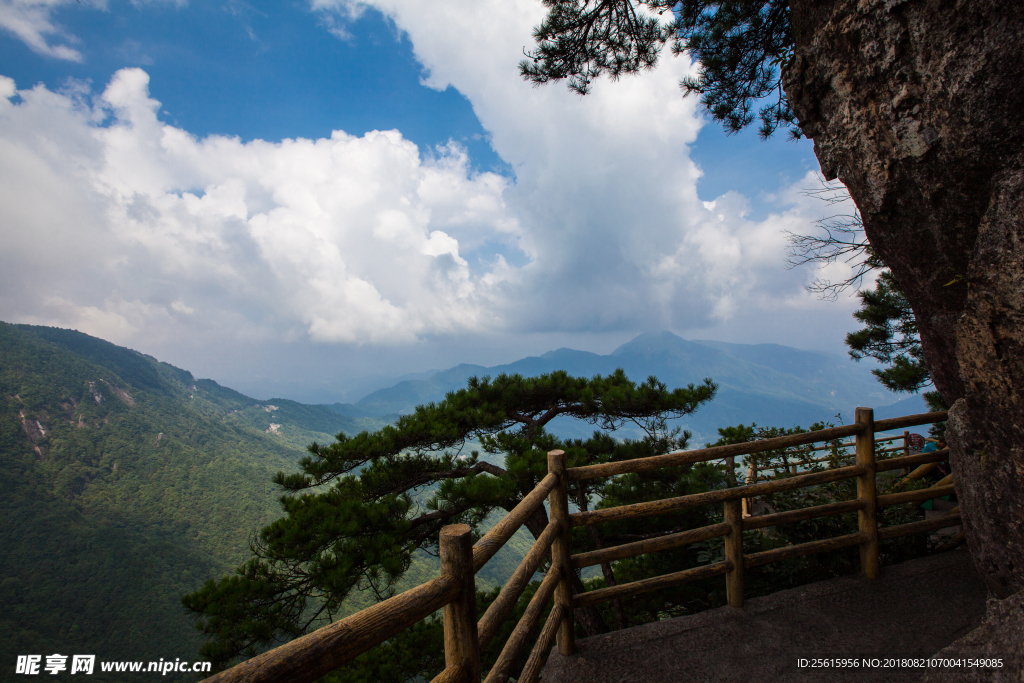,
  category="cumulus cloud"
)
[0,0,864,360]
[312,0,857,334]
[0,69,518,346]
